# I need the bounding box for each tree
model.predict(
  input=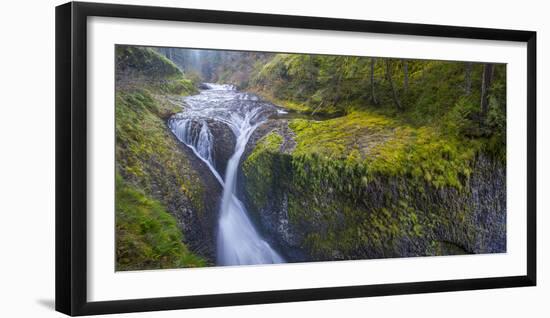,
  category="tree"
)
[332,57,344,104]
[370,57,379,105]
[480,63,494,118]
[386,59,403,111]
[465,62,473,95]
[403,59,409,94]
